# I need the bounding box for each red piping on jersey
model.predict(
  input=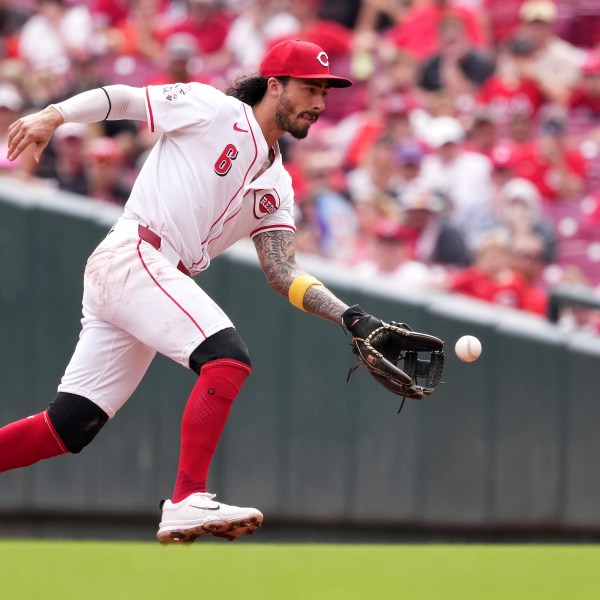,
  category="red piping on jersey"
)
[189,105,260,271]
[250,224,296,237]
[192,204,247,269]
[200,103,259,247]
[145,87,155,132]
[136,239,207,338]
[201,205,245,253]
